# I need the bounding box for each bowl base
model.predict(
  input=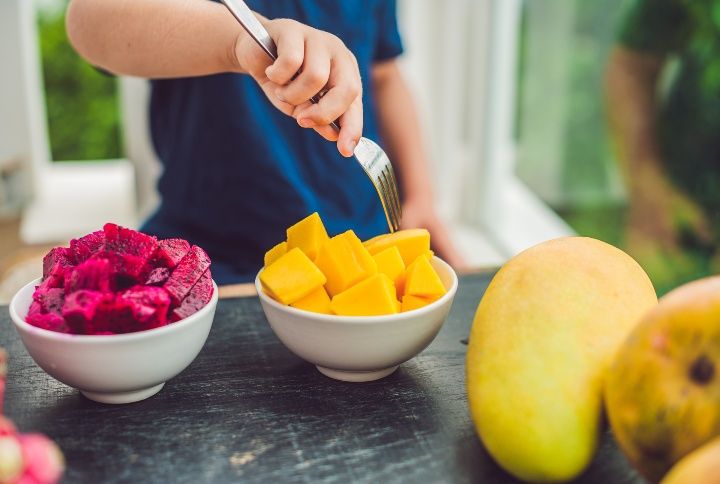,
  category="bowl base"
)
[81,383,165,404]
[316,365,398,382]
